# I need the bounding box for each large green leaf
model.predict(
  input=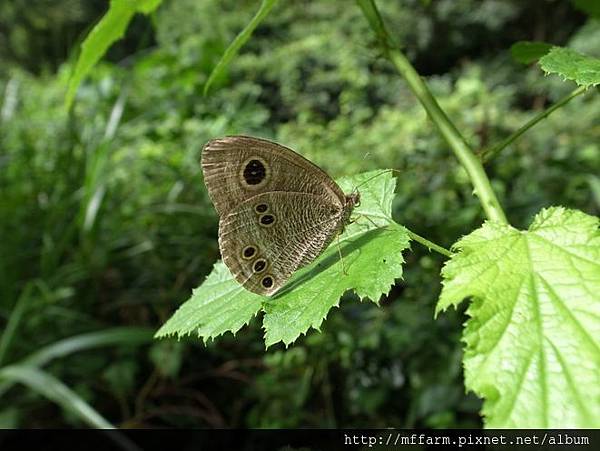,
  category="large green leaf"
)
[66,0,162,108]
[539,47,600,88]
[155,261,264,341]
[437,207,600,427]
[156,170,410,346]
